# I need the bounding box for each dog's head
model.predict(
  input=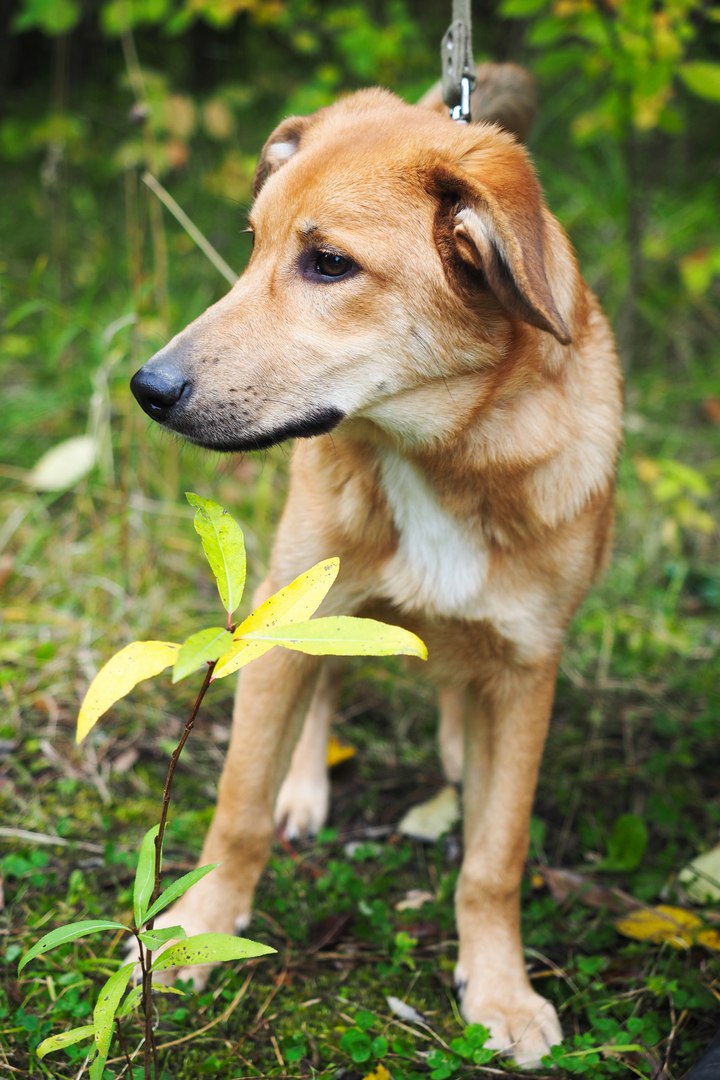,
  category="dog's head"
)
[131,88,574,452]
